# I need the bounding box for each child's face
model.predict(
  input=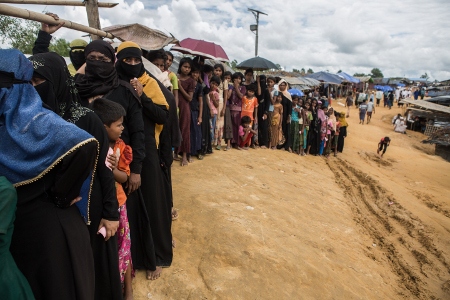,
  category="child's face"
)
[105,116,124,142]
[166,56,173,68]
[267,79,274,87]
[233,77,241,85]
[276,95,282,102]
[224,75,231,82]
[152,58,165,72]
[243,122,251,128]
[247,90,255,97]
[305,103,310,110]
[191,70,200,81]
[181,62,191,76]
[293,99,299,106]
[214,67,223,77]
[210,82,219,90]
